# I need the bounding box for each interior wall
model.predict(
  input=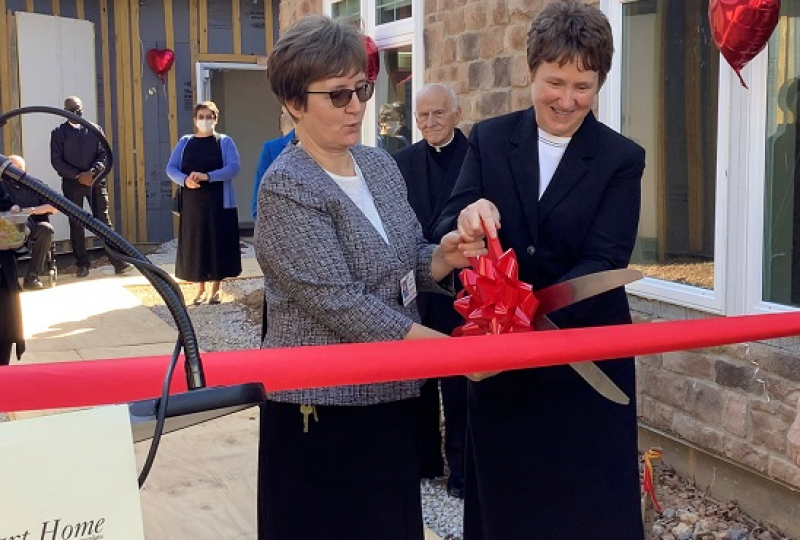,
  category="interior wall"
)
[210,68,281,227]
